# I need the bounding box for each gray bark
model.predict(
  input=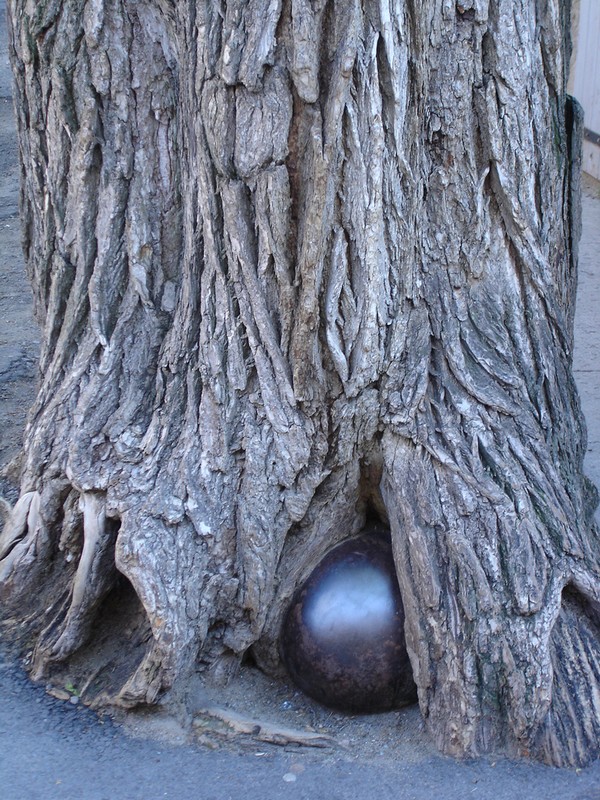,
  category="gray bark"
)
[1,0,599,767]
